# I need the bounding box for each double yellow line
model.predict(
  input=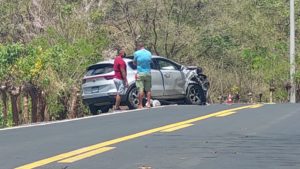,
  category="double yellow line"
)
[16,104,262,169]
